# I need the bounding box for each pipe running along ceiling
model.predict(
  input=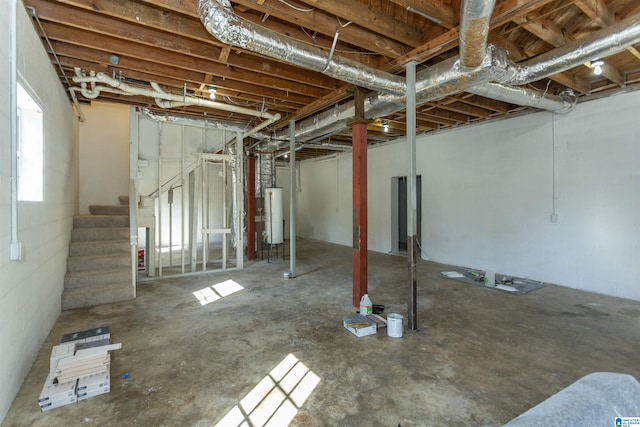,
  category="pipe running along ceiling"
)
[197,0,640,148]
